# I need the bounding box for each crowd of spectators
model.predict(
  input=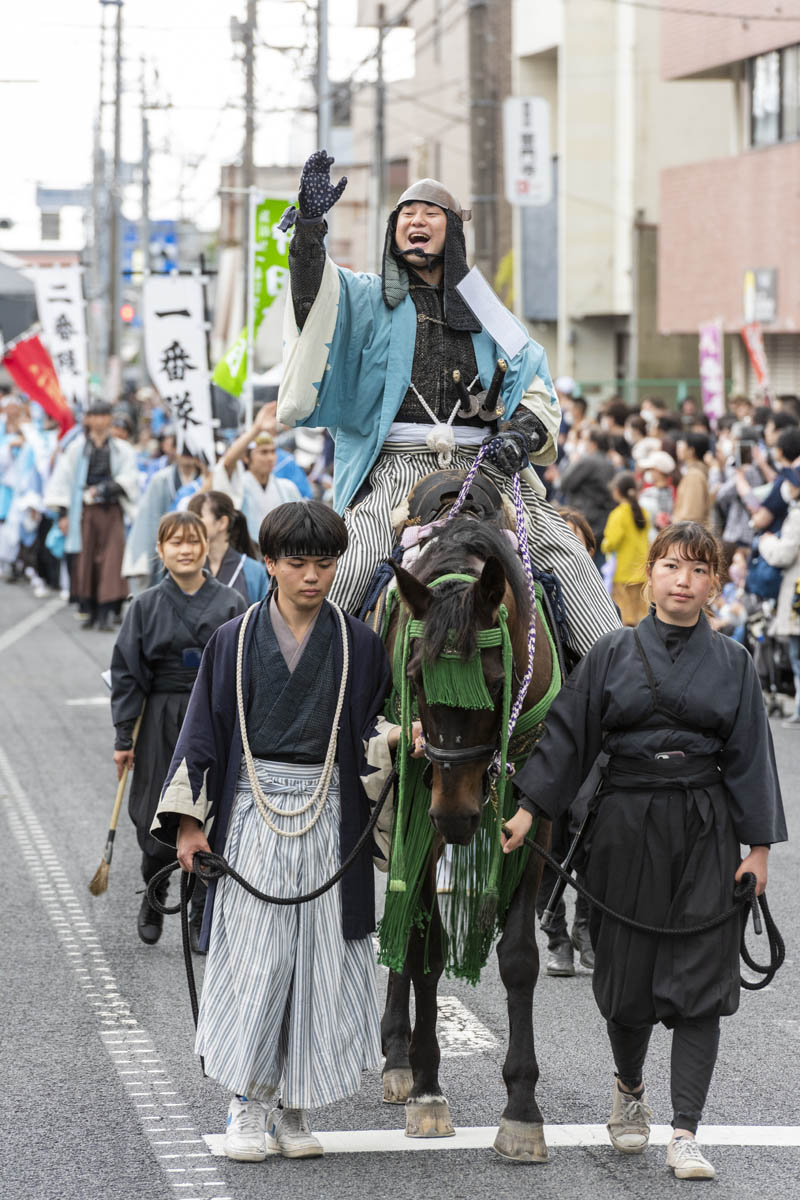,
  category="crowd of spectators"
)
[0,386,332,624]
[544,377,800,723]
[5,375,800,717]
